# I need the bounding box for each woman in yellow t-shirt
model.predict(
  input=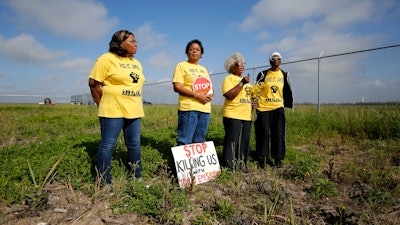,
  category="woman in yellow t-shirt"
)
[172,39,213,146]
[88,30,145,189]
[254,52,293,169]
[221,52,252,172]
